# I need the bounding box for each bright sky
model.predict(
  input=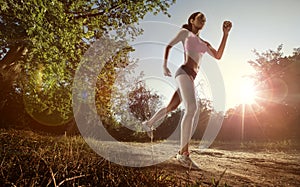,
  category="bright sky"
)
[127,0,300,111]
